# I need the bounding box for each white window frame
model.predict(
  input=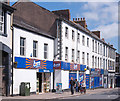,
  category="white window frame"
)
[20,37,26,56]
[44,43,48,59]
[82,52,85,64]
[33,41,38,57]
[65,47,68,61]
[82,35,85,46]
[87,38,89,47]
[72,49,74,62]
[72,30,75,41]
[87,53,89,66]
[65,27,68,38]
